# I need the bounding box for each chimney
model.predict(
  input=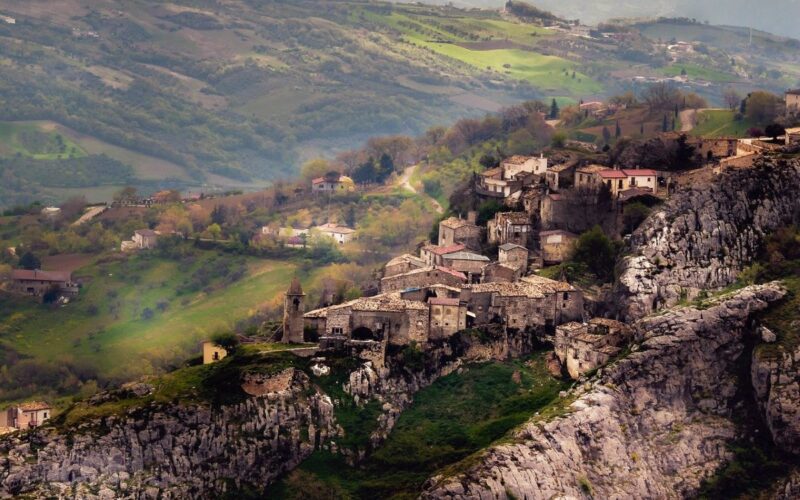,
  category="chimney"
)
[467,211,477,224]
